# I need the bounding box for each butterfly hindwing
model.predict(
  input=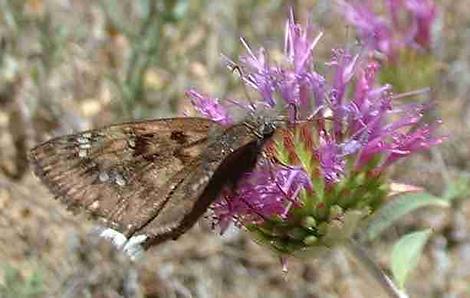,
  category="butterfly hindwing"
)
[138,123,270,247]
[29,118,218,236]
